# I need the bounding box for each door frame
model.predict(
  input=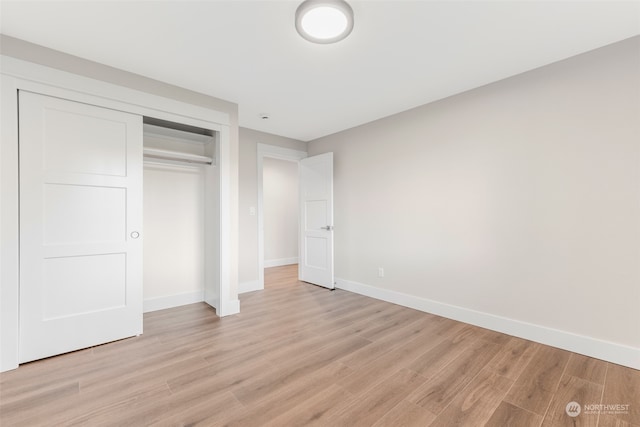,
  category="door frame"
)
[256,143,307,290]
[0,55,237,372]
